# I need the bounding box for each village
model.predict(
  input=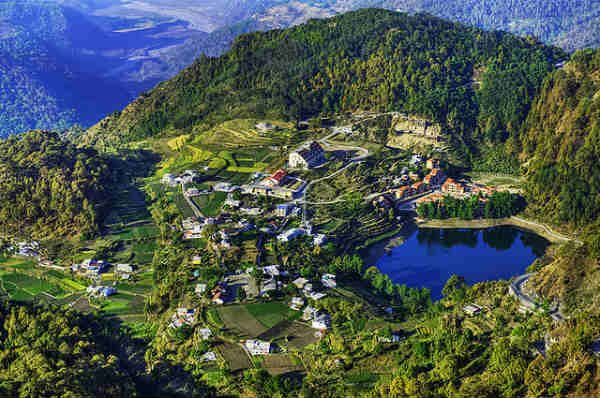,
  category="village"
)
[0,116,541,376]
